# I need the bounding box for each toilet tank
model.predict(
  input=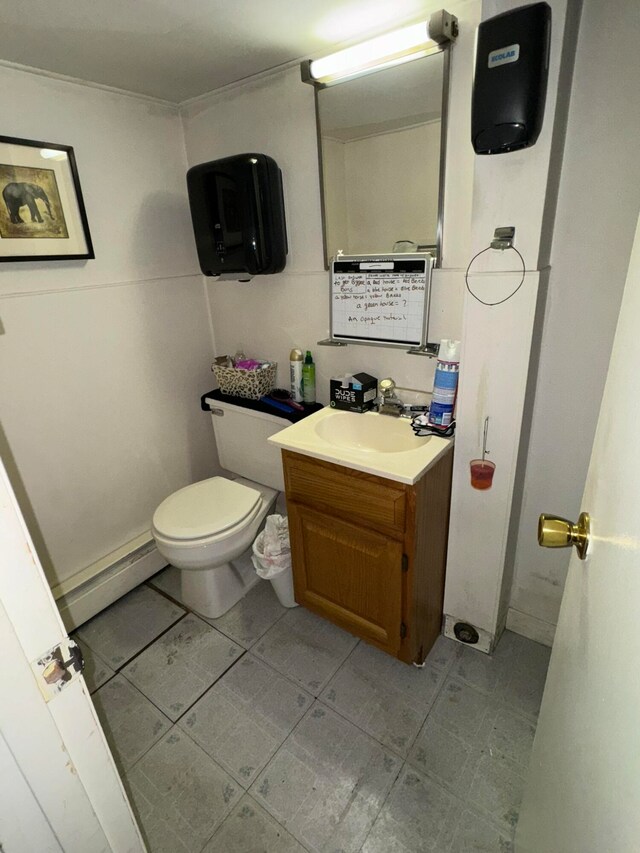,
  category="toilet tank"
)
[209,399,286,491]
